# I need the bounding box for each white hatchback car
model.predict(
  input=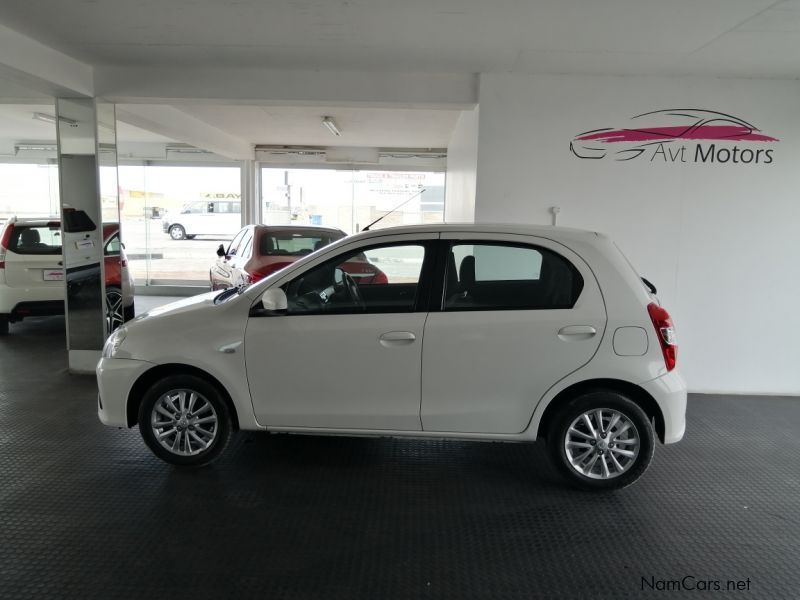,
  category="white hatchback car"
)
[97,224,686,490]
